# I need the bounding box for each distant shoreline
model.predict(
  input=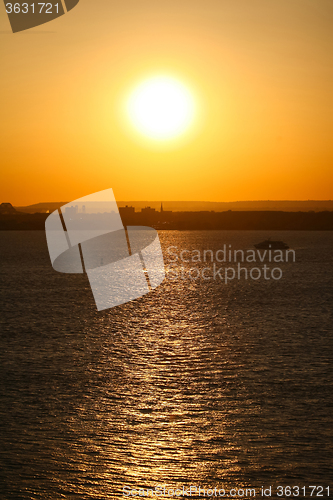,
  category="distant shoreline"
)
[14,200,333,214]
[1,210,332,231]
